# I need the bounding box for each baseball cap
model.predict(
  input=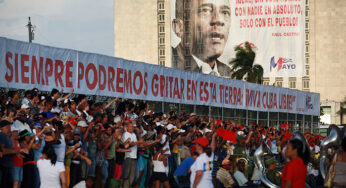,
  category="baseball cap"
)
[178,129,186,133]
[21,104,29,109]
[114,115,121,123]
[192,138,209,147]
[0,120,11,128]
[166,124,176,131]
[77,121,88,128]
[19,130,33,138]
[190,113,197,116]
[33,121,43,128]
[69,118,78,125]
